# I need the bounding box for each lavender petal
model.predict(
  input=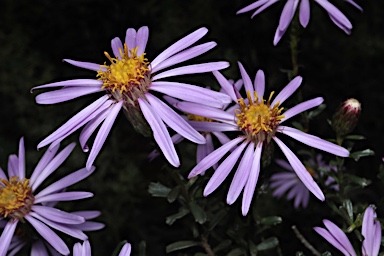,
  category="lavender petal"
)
[136,26,149,55]
[111,37,123,59]
[36,87,102,105]
[237,0,270,14]
[7,155,18,178]
[323,220,356,256]
[18,137,25,179]
[212,71,238,102]
[299,0,310,27]
[118,243,132,256]
[238,62,255,100]
[254,70,265,99]
[175,102,236,124]
[31,205,85,225]
[0,220,18,256]
[280,97,323,123]
[125,28,137,50]
[188,121,238,132]
[278,0,299,31]
[80,108,110,152]
[34,192,93,204]
[32,79,102,91]
[271,76,303,106]
[64,59,102,72]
